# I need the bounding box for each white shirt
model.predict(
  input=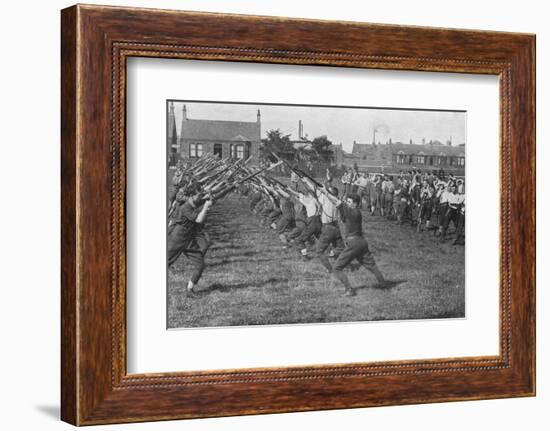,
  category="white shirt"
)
[316,191,338,223]
[449,193,465,207]
[299,194,320,217]
[356,177,368,188]
[439,190,454,204]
